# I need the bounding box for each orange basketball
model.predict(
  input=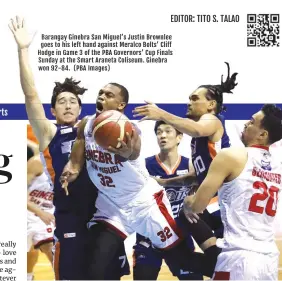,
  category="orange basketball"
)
[93,110,133,149]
